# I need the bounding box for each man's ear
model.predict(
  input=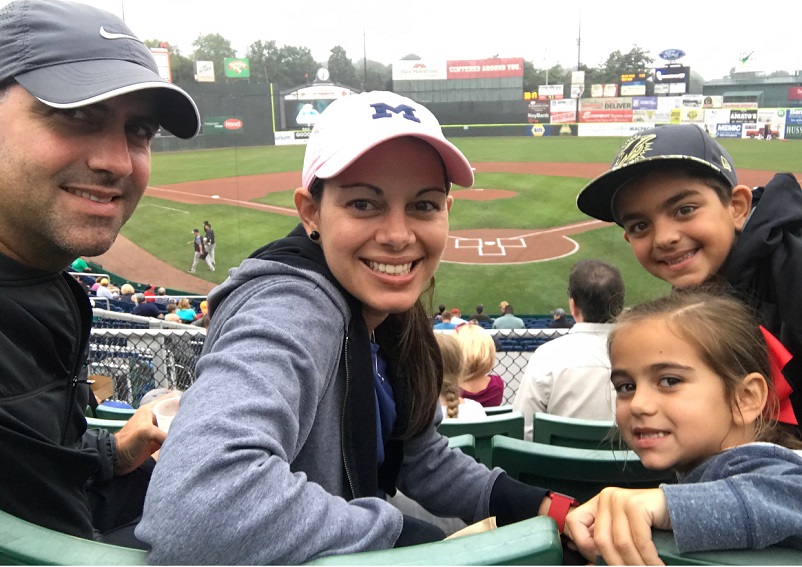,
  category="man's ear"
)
[733,372,769,427]
[294,187,320,234]
[729,184,753,232]
[446,194,454,213]
[623,230,631,244]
